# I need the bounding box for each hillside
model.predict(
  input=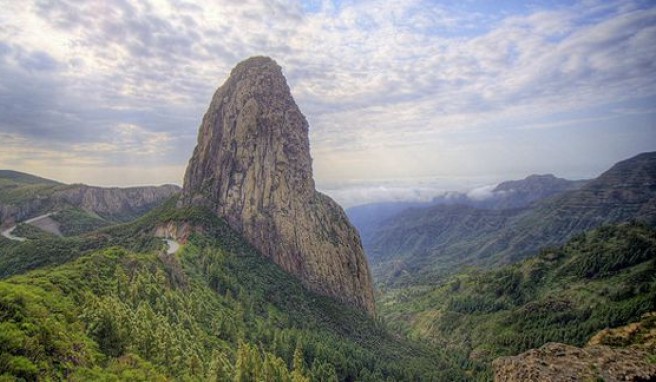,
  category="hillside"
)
[0,202,473,381]
[347,174,583,250]
[379,222,656,368]
[0,170,62,186]
[367,152,656,286]
[346,201,434,247]
[0,170,180,236]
